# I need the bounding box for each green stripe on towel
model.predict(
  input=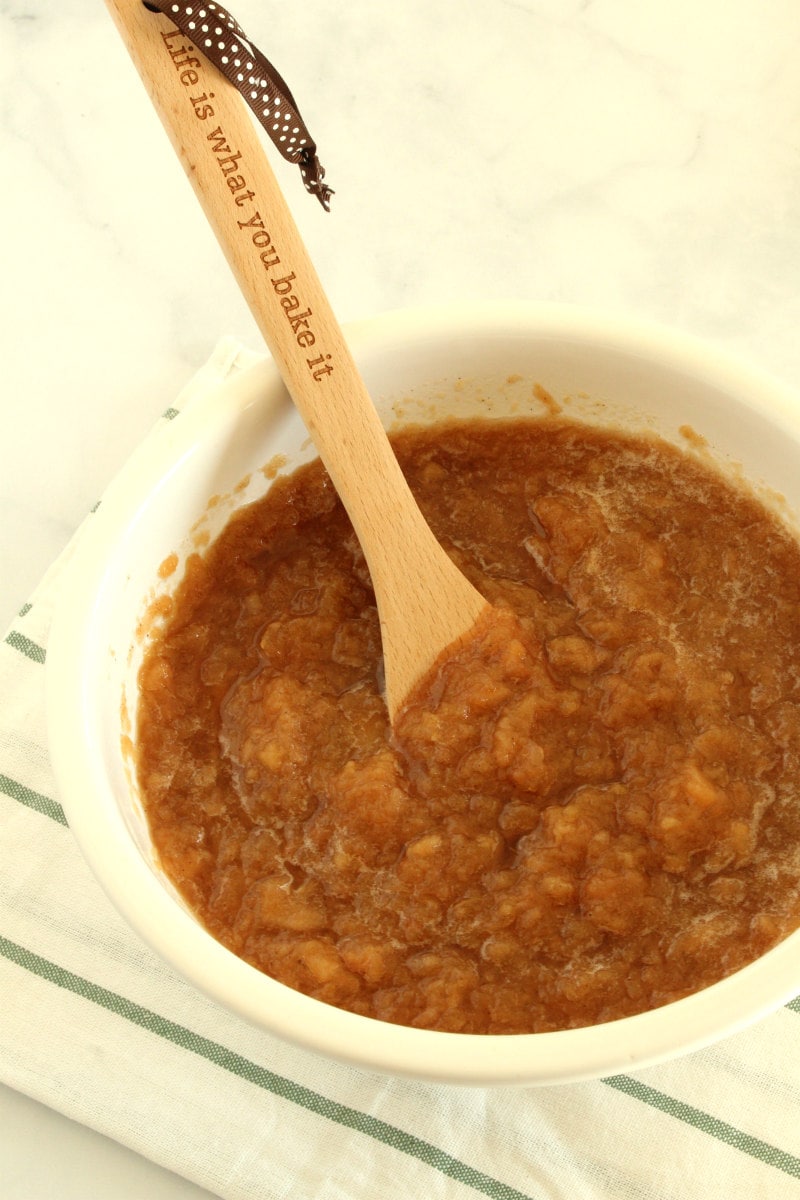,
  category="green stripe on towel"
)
[4,631,46,664]
[0,773,67,825]
[0,934,536,1200]
[603,1073,800,1177]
